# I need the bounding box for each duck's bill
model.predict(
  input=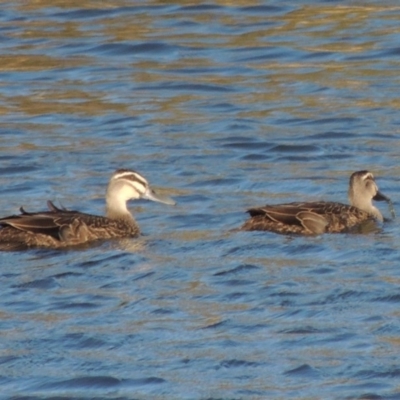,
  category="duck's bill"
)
[373,190,391,203]
[374,190,395,219]
[144,188,176,205]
